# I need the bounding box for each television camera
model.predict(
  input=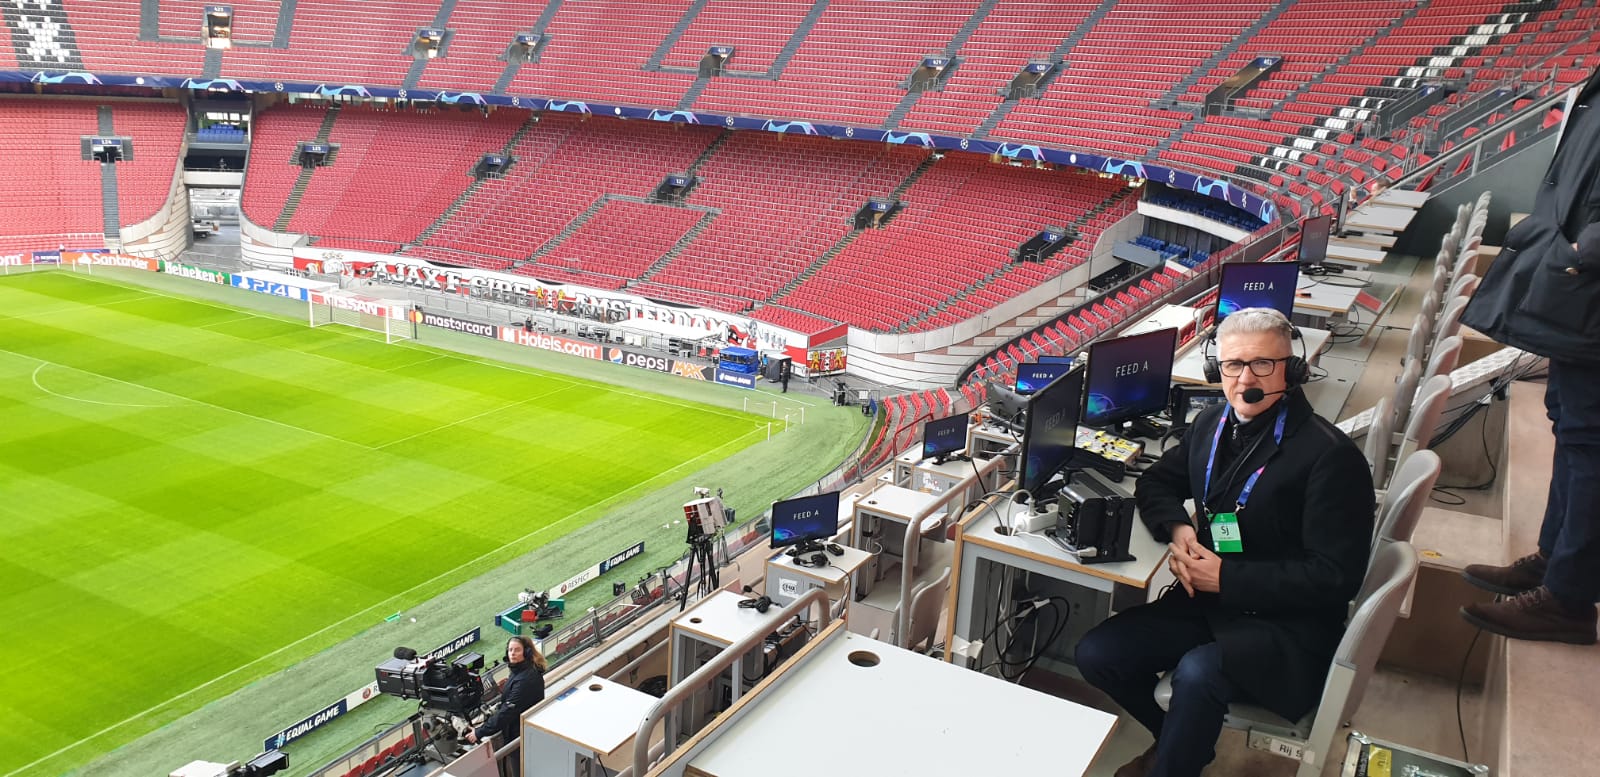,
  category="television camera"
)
[517,589,567,621]
[170,752,288,777]
[375,646,492,718]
